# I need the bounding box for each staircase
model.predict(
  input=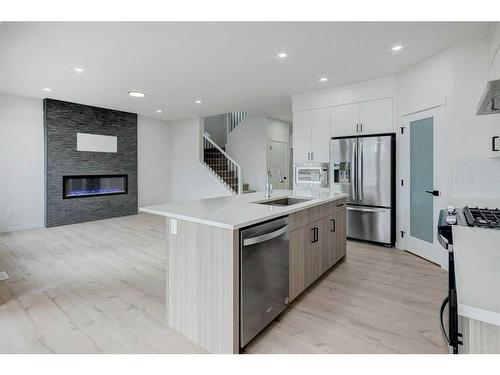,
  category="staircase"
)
[202,133,242,194]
